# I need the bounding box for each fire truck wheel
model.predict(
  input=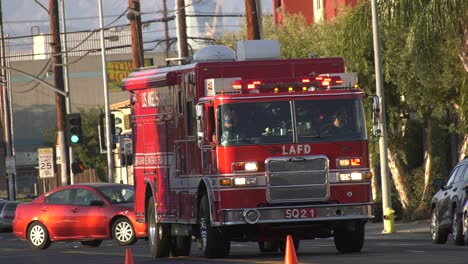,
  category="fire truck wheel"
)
[147,196,171,258]
[171,236,192,256]
[258,241,279,252]
[333,221,365,253]
[199,195,230,258]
